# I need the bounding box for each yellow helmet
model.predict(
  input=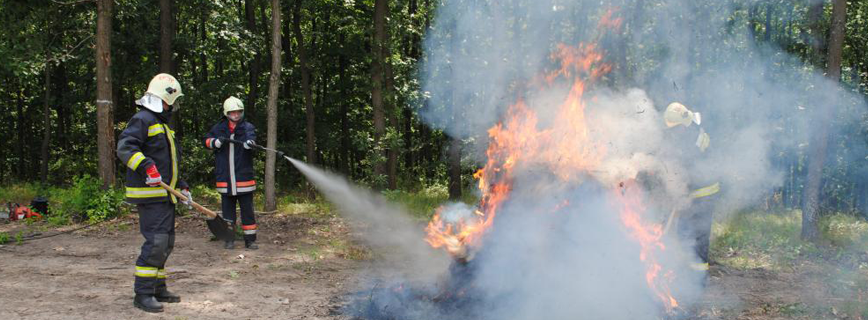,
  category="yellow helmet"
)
[223,96,244,116]
[146,73,184,106]
[664,102,700,128]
